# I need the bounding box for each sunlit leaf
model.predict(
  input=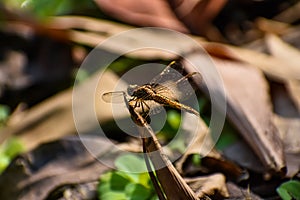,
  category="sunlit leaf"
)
[277,180,300,200]
[125,183,152,200]
[167,110,181,130]
[115,154,147,173]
